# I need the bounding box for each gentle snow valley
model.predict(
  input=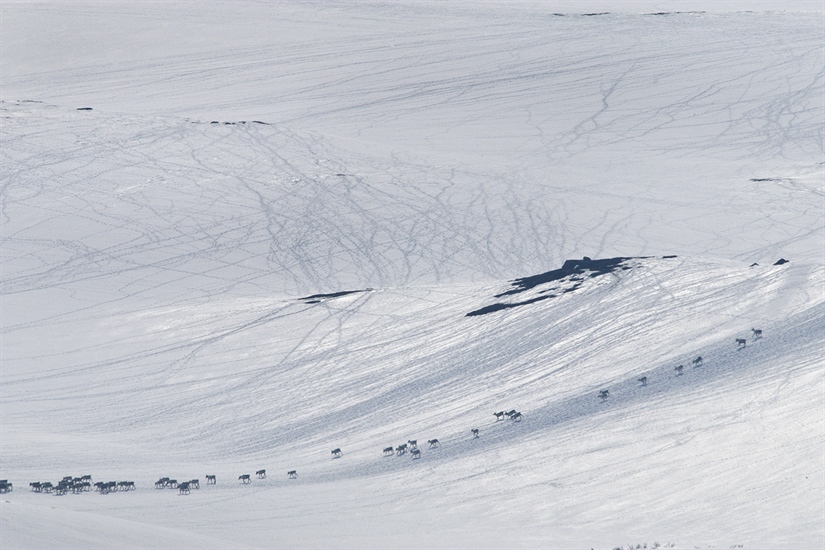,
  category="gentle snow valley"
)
[1,2,823,549]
